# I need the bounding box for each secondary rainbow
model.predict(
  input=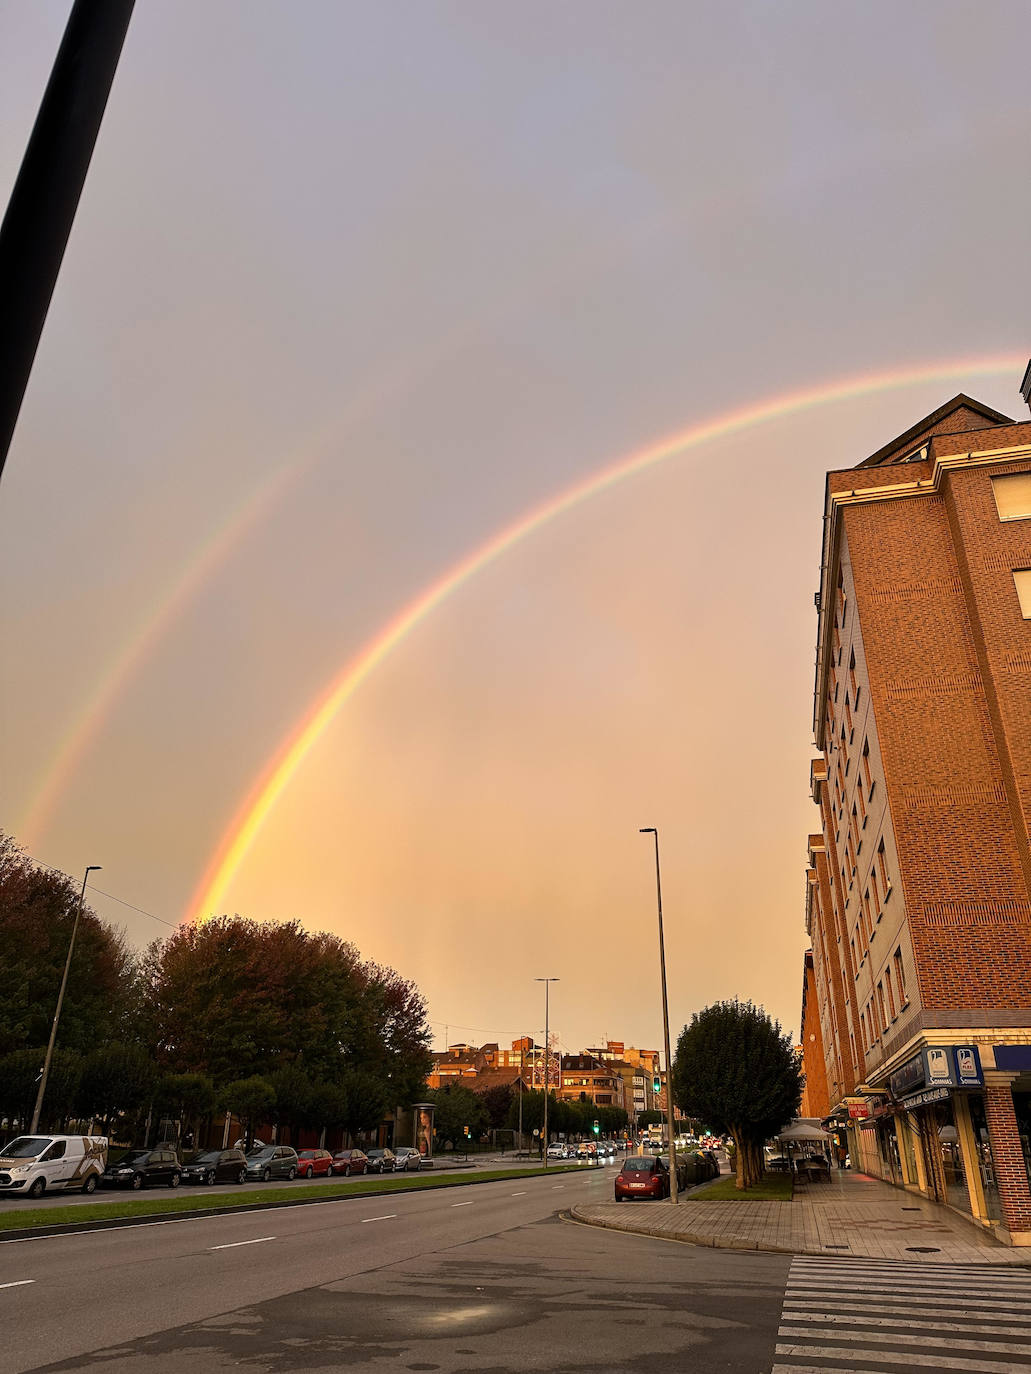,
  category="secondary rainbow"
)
[186,353,1024,925]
